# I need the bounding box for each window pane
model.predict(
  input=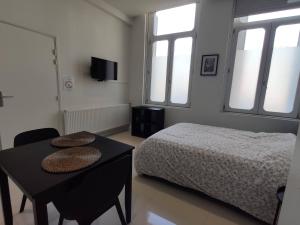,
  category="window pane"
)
[263,24,300,113]
[170,37,193,104]
[229,28,265,110]
[150,41,169,102]
[154,4,196,36]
